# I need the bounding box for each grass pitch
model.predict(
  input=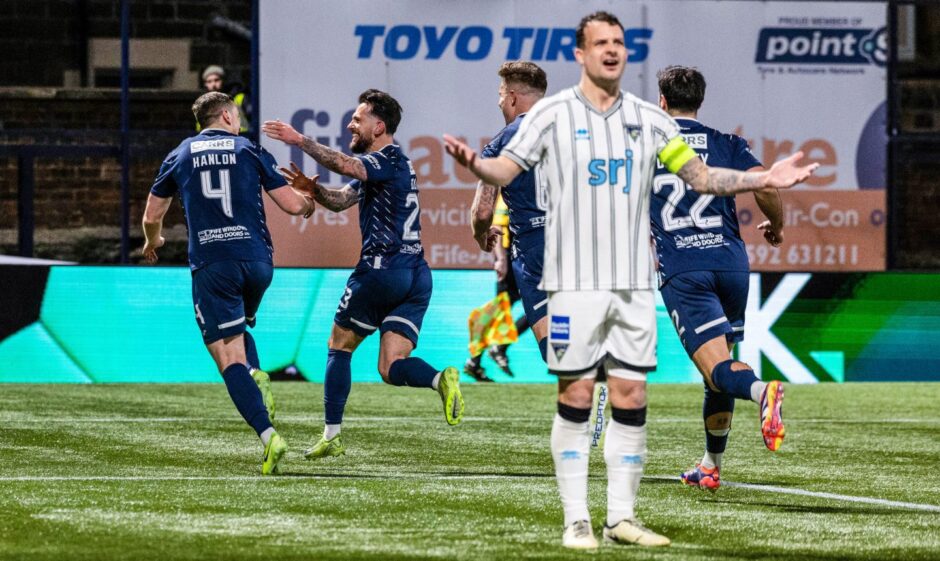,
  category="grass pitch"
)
[1,382,939,560]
